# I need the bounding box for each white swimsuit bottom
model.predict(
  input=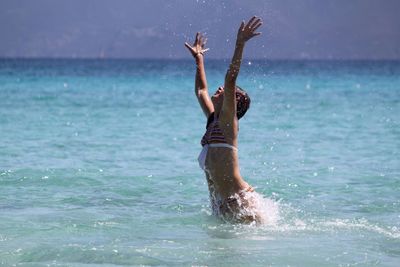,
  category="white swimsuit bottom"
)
[198,143,238,170]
